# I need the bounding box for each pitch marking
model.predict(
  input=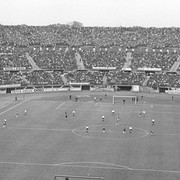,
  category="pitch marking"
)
[0,161,180,173]
[6,126,180,138]
[56,102,66,109]
[7,127,71,132]
[0,100,30,116]
[57,106,180,115]
[72,125,149,140]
